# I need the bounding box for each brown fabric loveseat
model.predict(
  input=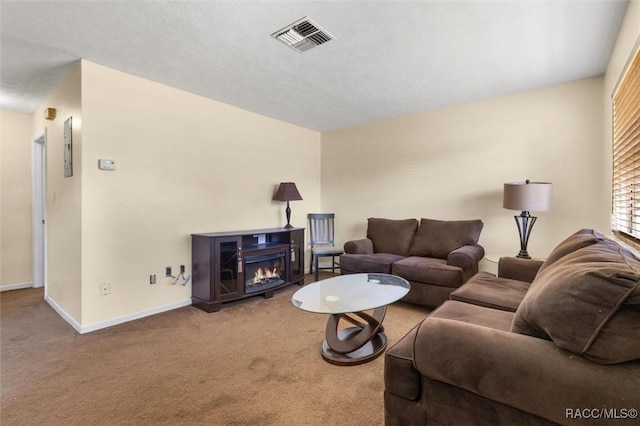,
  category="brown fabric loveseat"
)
[340,218,484,307]
[384,229,640,425]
